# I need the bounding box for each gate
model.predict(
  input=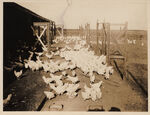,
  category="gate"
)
[32,21,55,51]
[97,21,128,76]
